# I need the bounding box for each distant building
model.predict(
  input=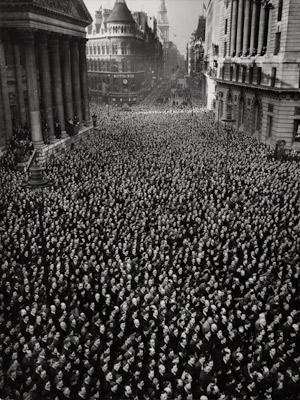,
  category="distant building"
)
[87,0,163,105]
[157,0,170,43]
[186,16,206,77]
[156,0,185,80]
[203,0,300,149]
